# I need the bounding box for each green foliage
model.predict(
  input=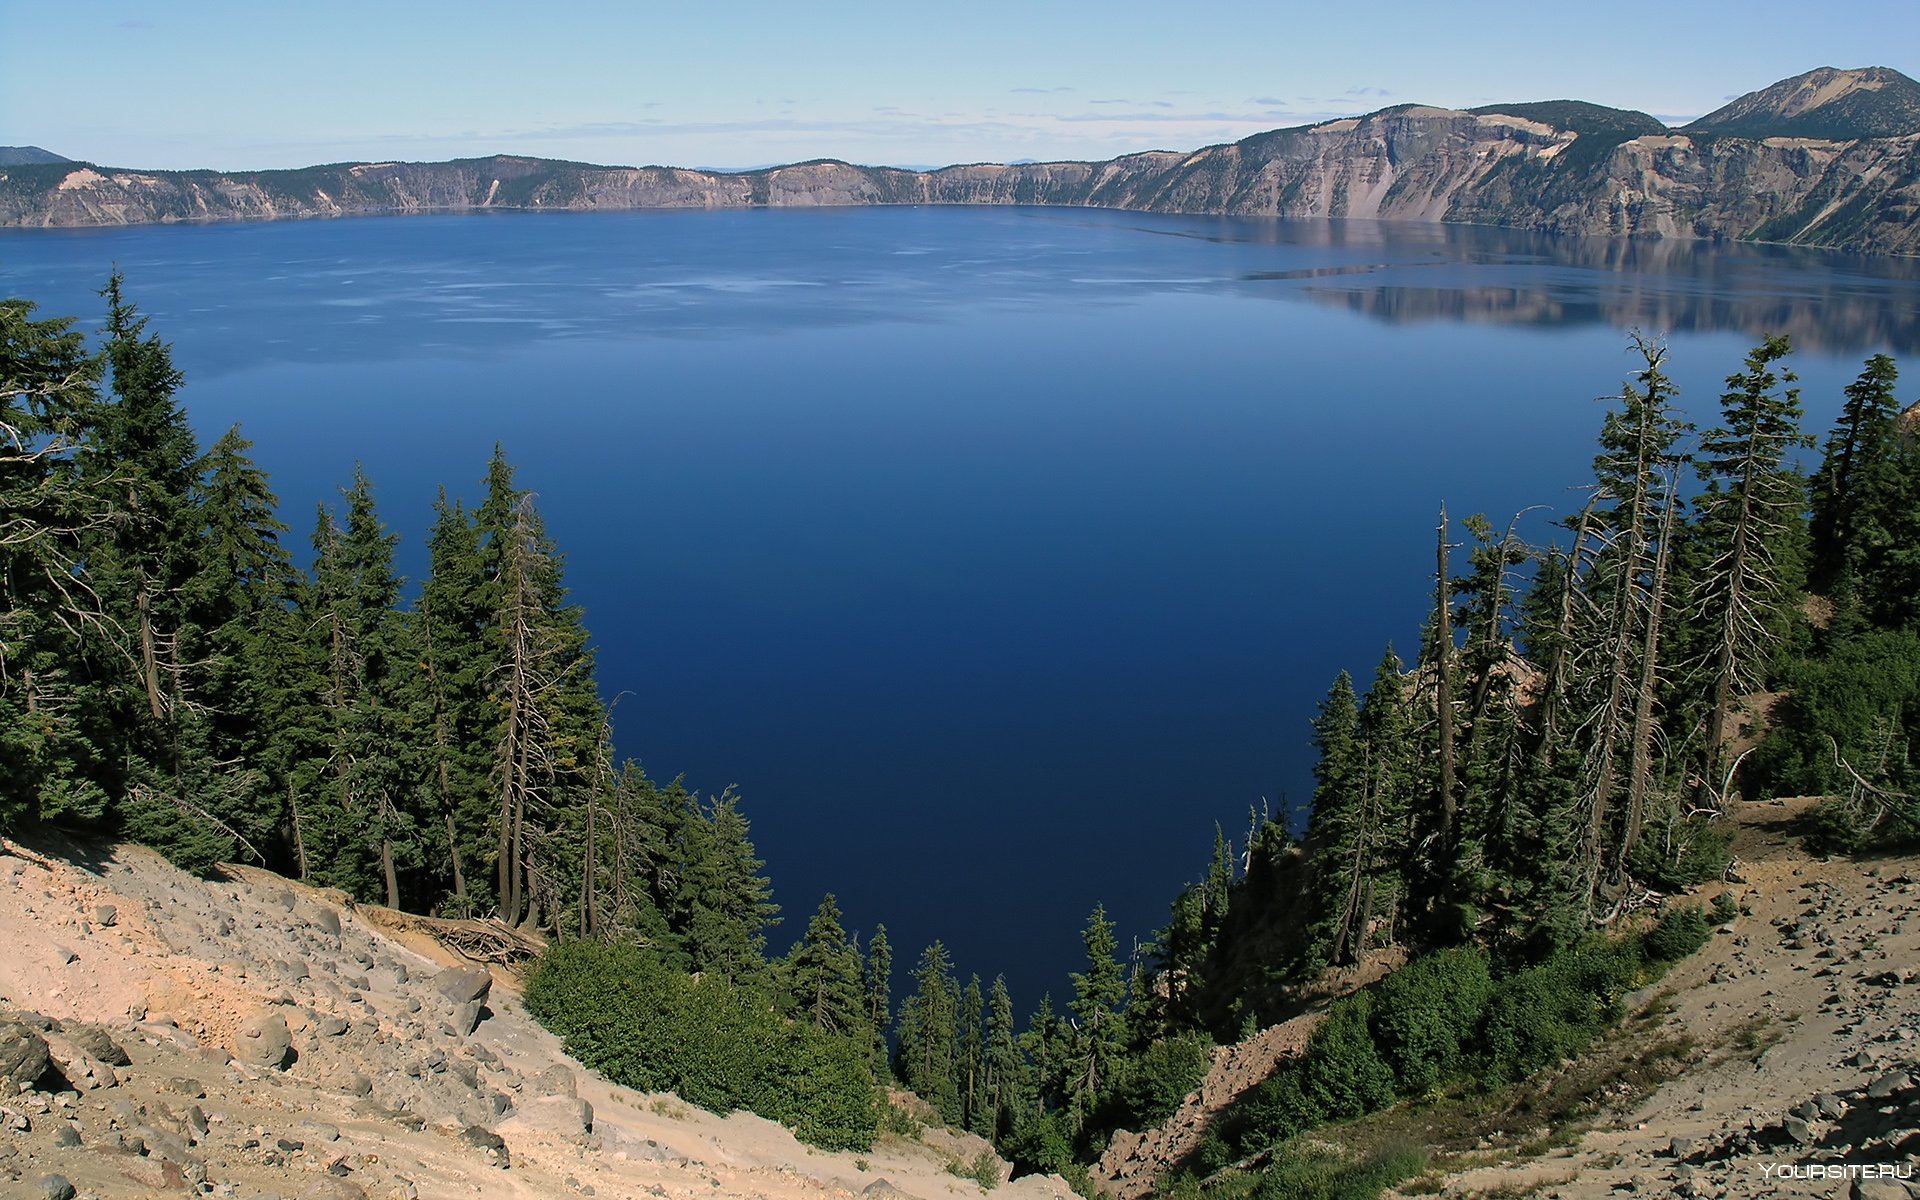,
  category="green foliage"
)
[525,940,878,1150]
[1642,905,1713,964]
[1370,947,1493,1095]
[1245,1143,1428,1200]
[1111,1031,1211,1130]
[1476,937,1641,1084]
